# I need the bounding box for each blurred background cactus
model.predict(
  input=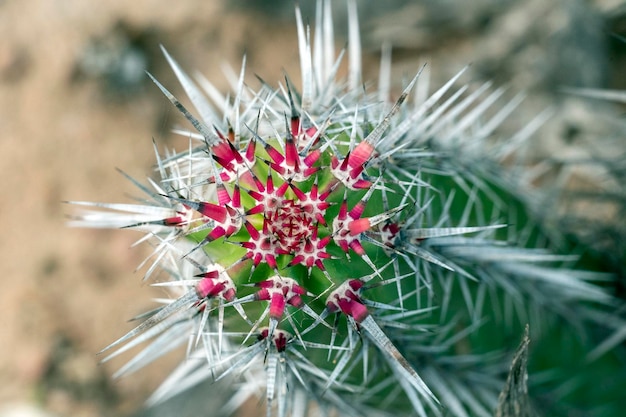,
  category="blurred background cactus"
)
[2,1,625,417]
